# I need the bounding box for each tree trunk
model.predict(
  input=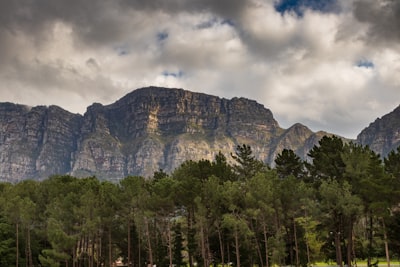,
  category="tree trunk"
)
[168,221,173,267]
[347,220,353,267]
[128,219,131,267]
[234,226,241,267]
[335,230,343,267]
[86,235,90,266]
[382,218,390,267]
[188,210,194,267]
[28,226,33,267]
[144,217,153,267]
[96,232,100,267]
[25,228,28,267]
[73,243,77,267]
[305,234,311,267]
[254,234,264,267]
[352,228,357,267]
[78,236,83,267]
[286,225,294,267]
[250,221,263,267]
[205,226,211,267]
[92,234,96,267]
[368,215,373,267]
[263,224,269,267]
[109,229,112,267]
[138,225,142,267]
[16,222,19,267]
[217,227,225,267]
[227,241,231,266]
[200,223,206,267]
[199,221,211,267]
[293,219,299,267]
[306,241,310,267]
